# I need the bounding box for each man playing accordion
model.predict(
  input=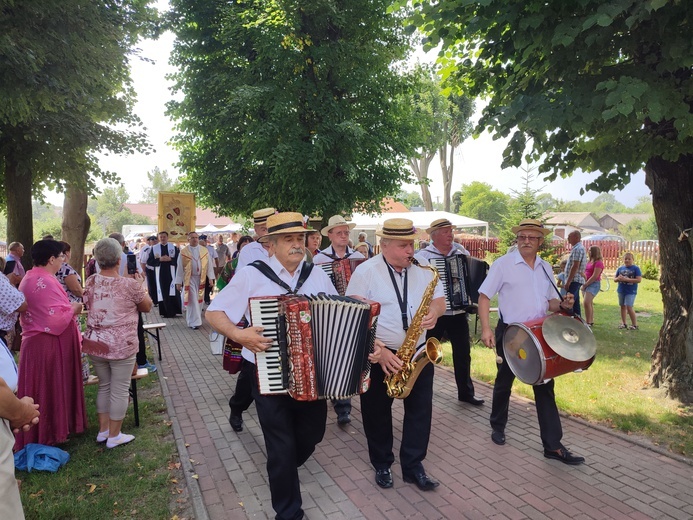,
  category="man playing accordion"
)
[312,214,366,425]
[207,212,381,520]
[415,218,484,406]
